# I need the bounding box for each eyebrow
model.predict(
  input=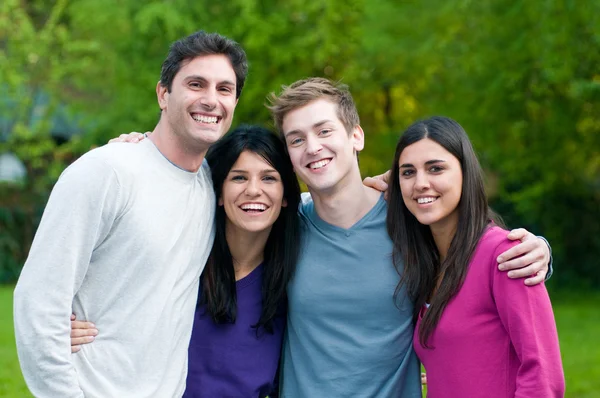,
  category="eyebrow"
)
[229,168,278,174]
[399,159,447,168]
[284,119,335,138]
[184,75,236,87]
